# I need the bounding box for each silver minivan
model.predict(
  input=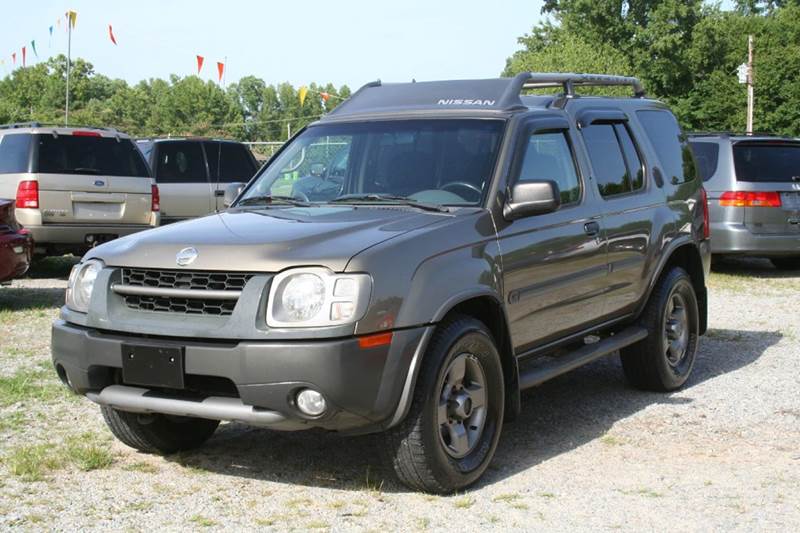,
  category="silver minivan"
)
[689,133,800,269]
[136,139,258,223]
[0,123,159,255]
